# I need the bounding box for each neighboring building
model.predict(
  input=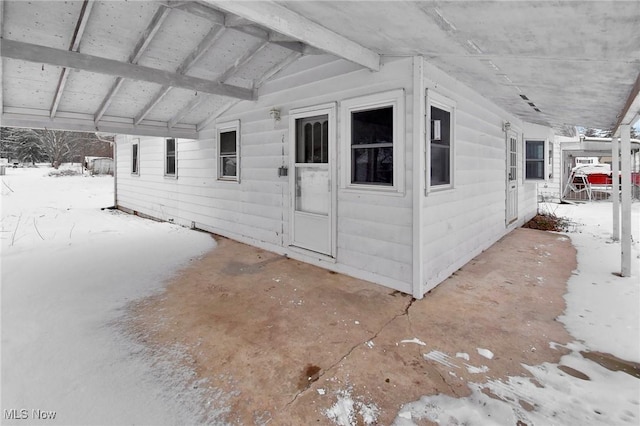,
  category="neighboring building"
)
[85,157,114,175]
